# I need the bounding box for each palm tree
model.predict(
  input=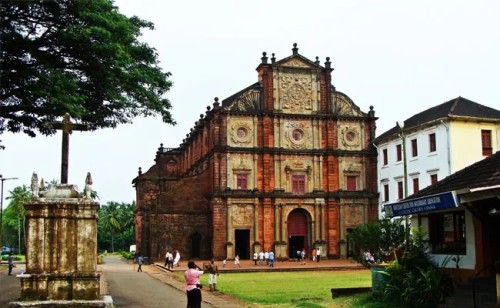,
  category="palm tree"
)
[98,202,123,252]
[6,185,31,253]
